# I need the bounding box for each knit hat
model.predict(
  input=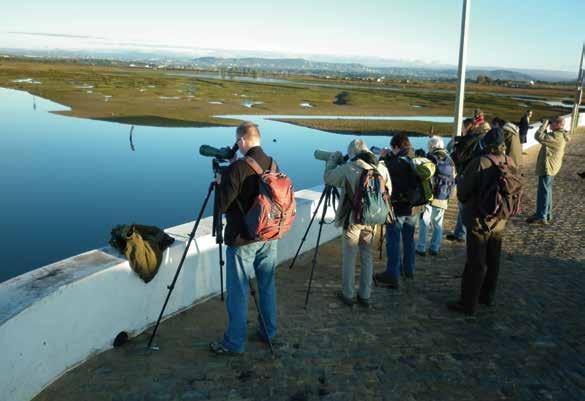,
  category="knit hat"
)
[483,127,505,146]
